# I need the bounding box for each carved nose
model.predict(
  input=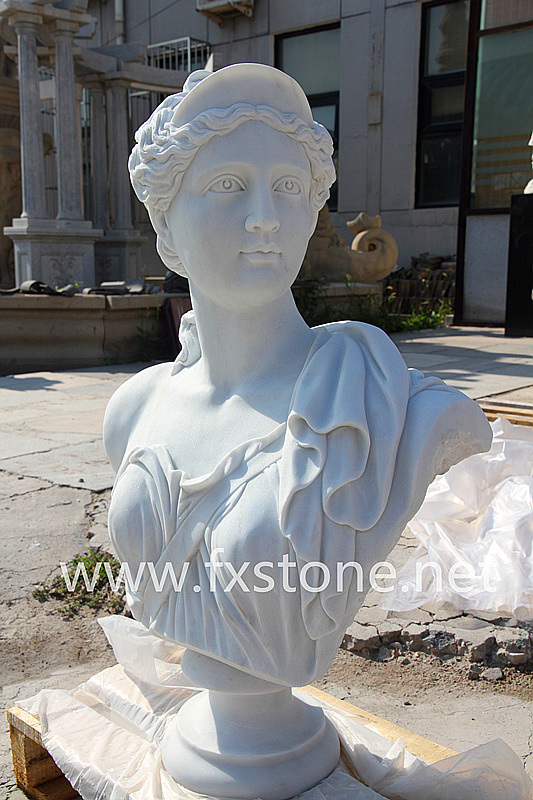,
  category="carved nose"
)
[245,196,280,233]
